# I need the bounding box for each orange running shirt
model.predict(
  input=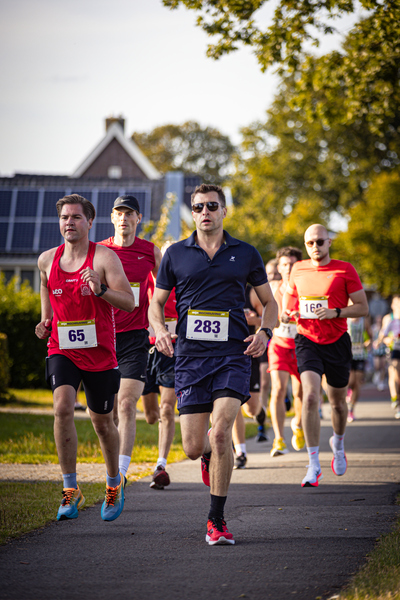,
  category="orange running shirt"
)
[287,259,363,344]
